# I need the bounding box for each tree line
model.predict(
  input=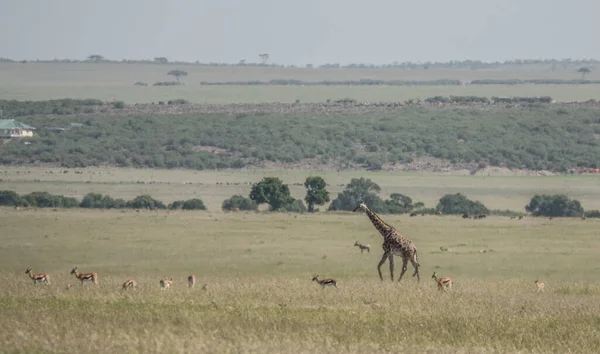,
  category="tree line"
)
[1,177,596,218]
